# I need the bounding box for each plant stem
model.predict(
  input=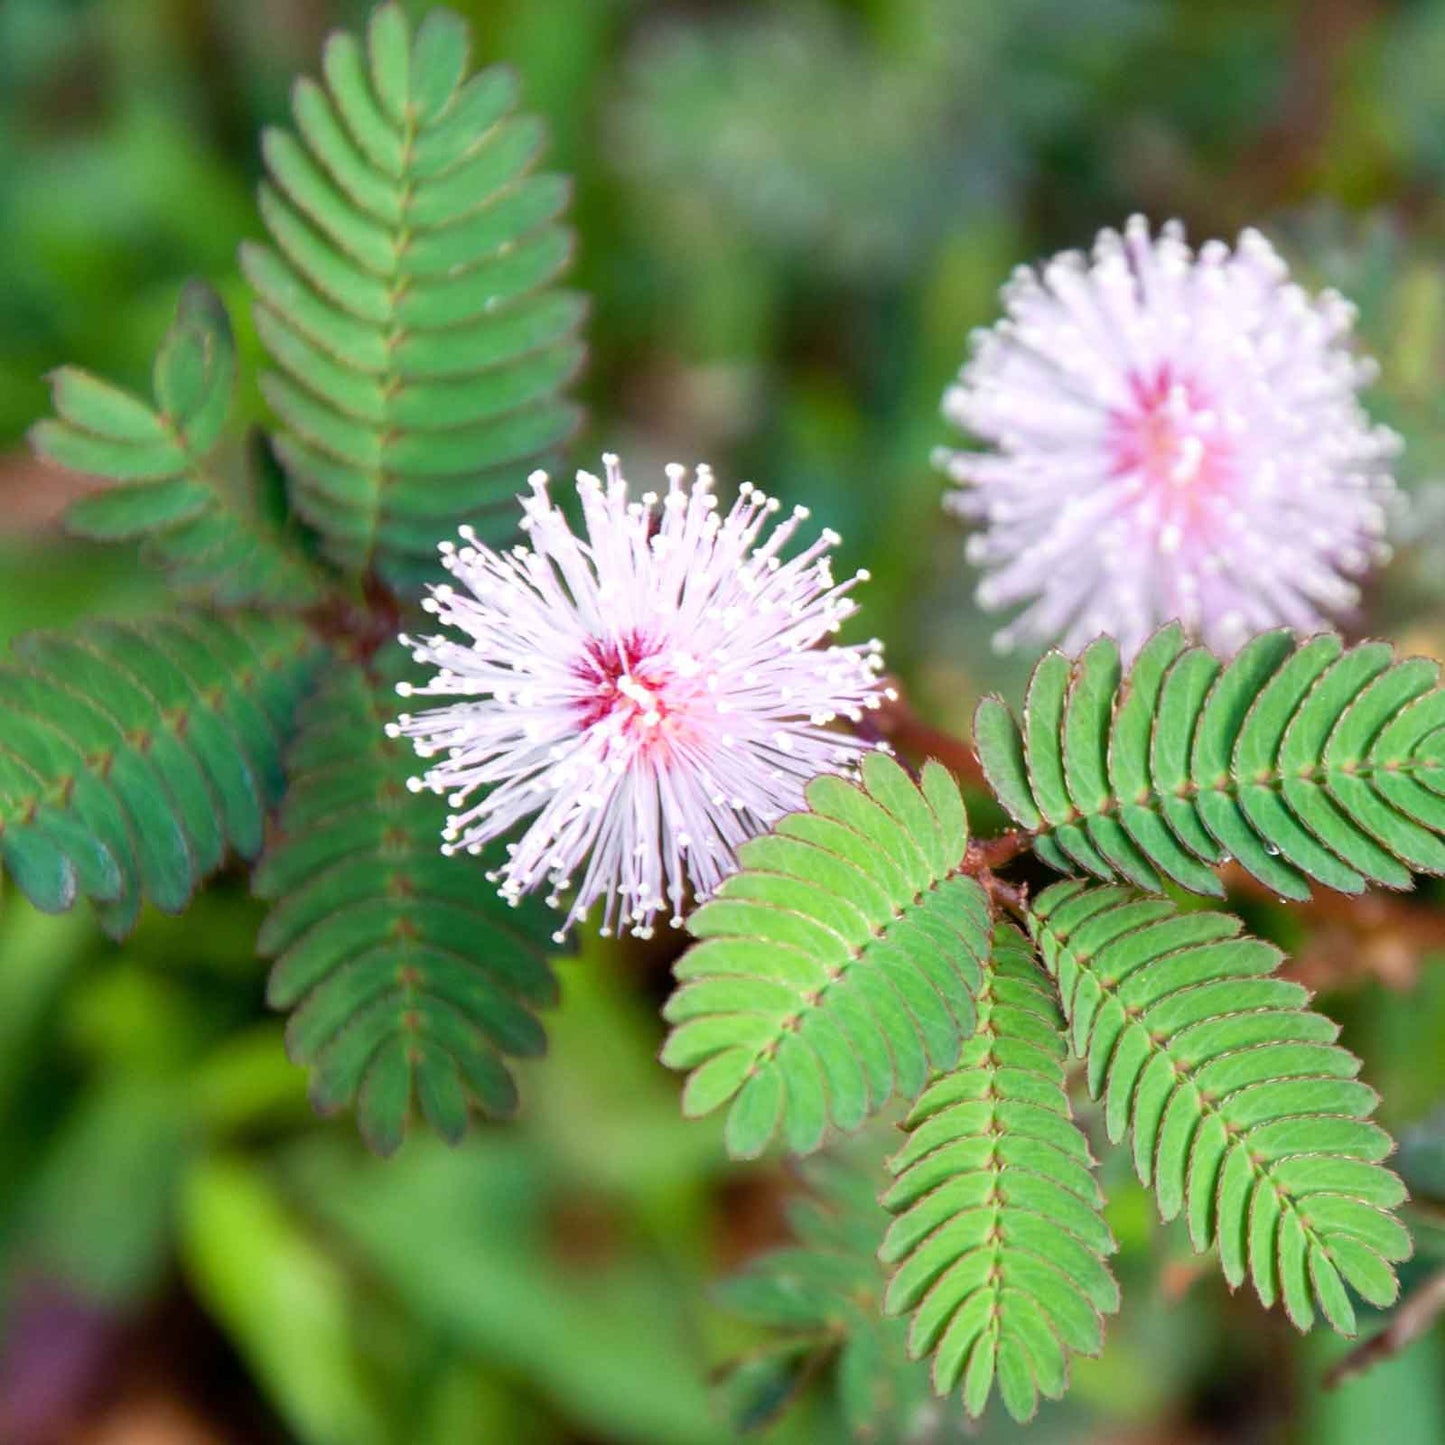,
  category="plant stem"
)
[965,833,1032,872]
[1325,1266,1445,1389]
